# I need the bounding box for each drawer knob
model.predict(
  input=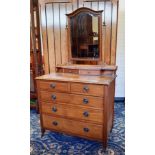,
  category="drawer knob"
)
[52,121,58,126]
[50,83,56,88]
[52,106,57,112]
[83,86,89,92]
[83,98,89,104]
[51,94,56,100]
[83,128,89,132]
[83,111,89,117]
